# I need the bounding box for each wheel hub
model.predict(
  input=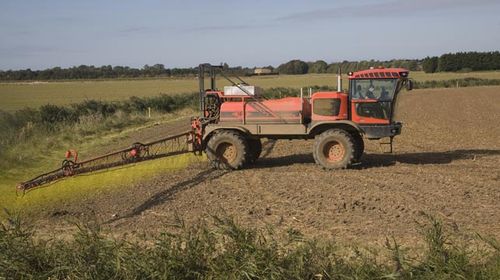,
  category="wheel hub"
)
[324,141,345,162]
[216,142,237,163]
